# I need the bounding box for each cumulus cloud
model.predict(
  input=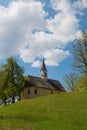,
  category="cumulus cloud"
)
[32,60,41,67]
[73,0,87,9]
[0,0,86,67]
[0,0,46,58]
